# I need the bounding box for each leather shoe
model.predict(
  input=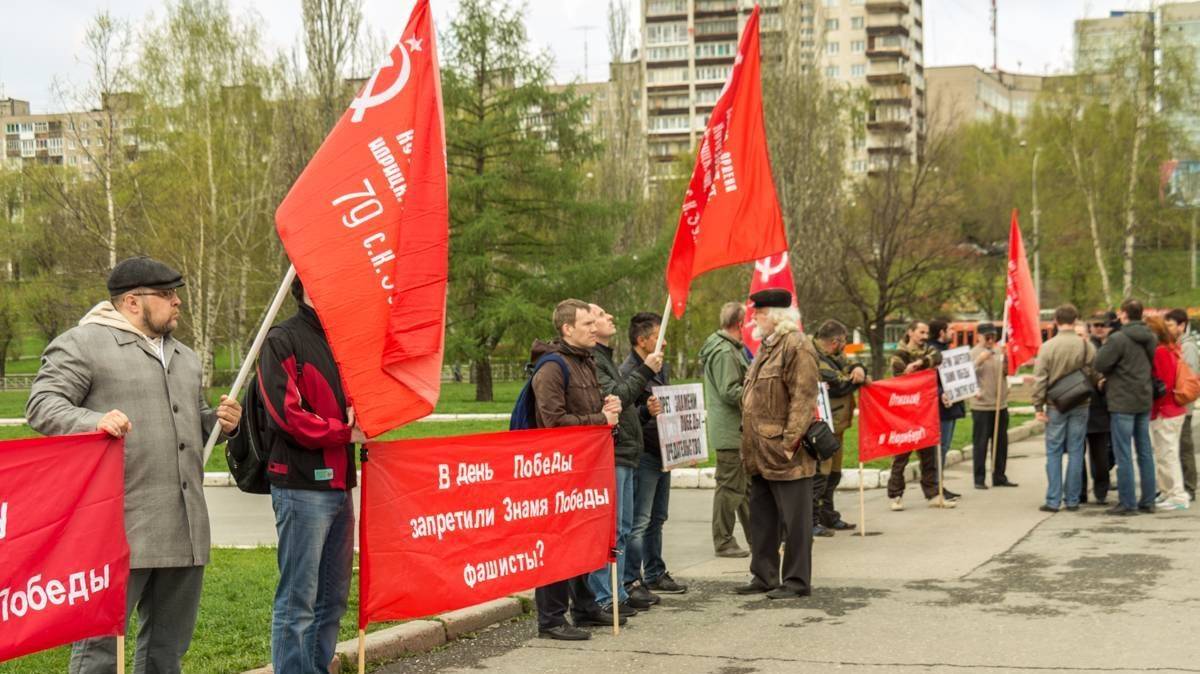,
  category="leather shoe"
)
[1105,505,1139,516]
[1139,505,1157,514]
[628,581,661,605]
[1038,504,1059,513]
[617,600,642,616]
[994,480,1019,487]
[573,607,628,627]
[734,583,773,595]
[539,624,591,640]
[766,587,810,600]
[813,524,834,537]
[715,546,751,558]
[829,519,857,531]
[943,489,962,501]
